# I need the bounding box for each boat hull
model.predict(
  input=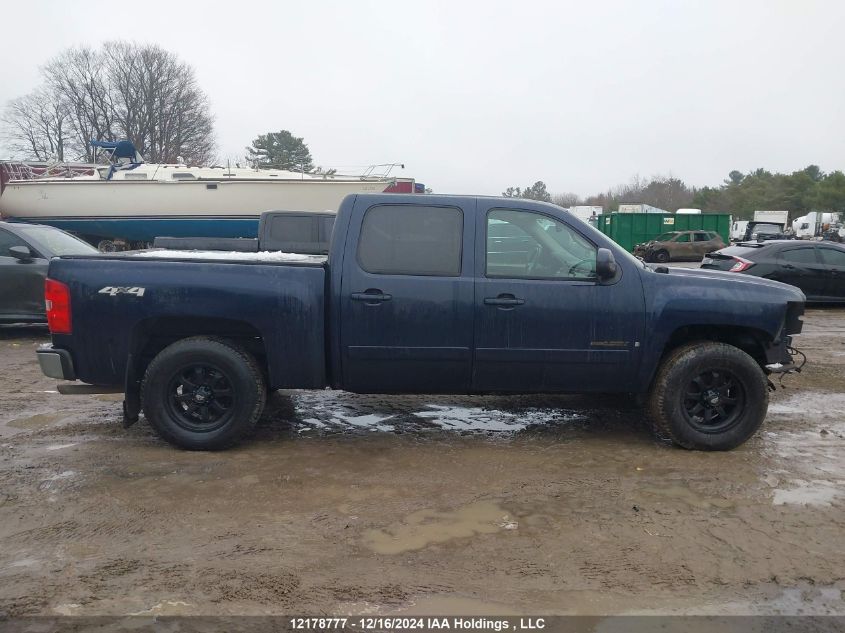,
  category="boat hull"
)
[0,178,391,241]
